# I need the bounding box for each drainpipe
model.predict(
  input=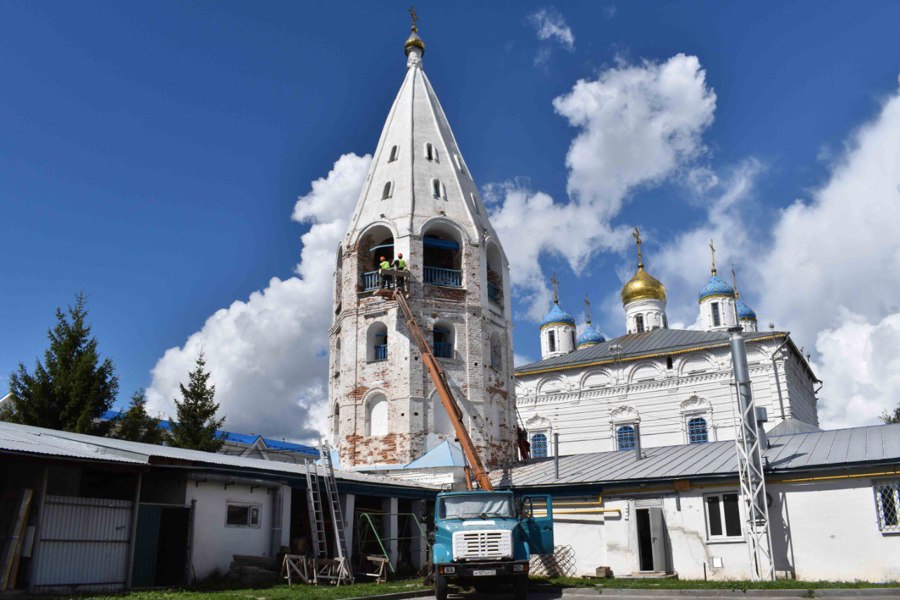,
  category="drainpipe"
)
[553,433,560,479]
[634,423,642,460]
